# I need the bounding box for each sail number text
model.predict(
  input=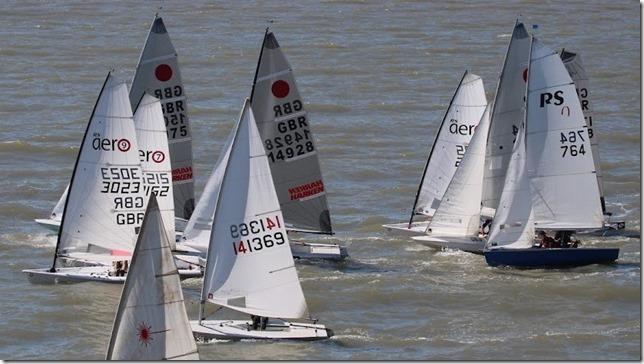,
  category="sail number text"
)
[265,110,315,162]
[99,167,145,225]
[230,215,285,255]
[154,86,189,141]
[559,130,587,157]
